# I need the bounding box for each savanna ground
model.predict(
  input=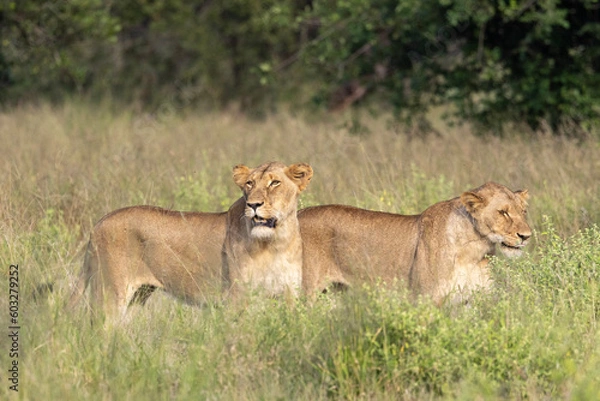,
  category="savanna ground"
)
[0,101,599,400]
